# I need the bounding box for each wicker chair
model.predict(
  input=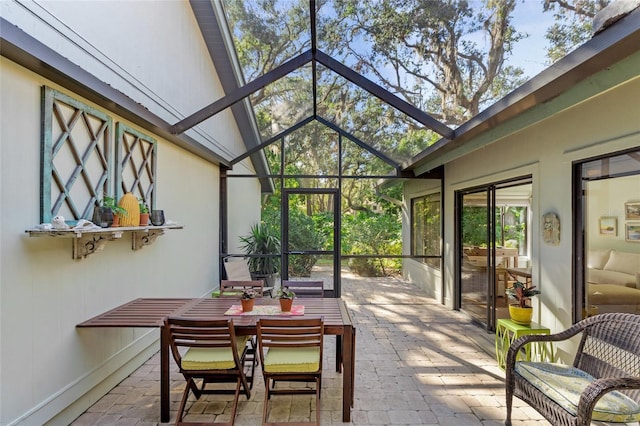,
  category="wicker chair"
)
[505,312,640,426]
